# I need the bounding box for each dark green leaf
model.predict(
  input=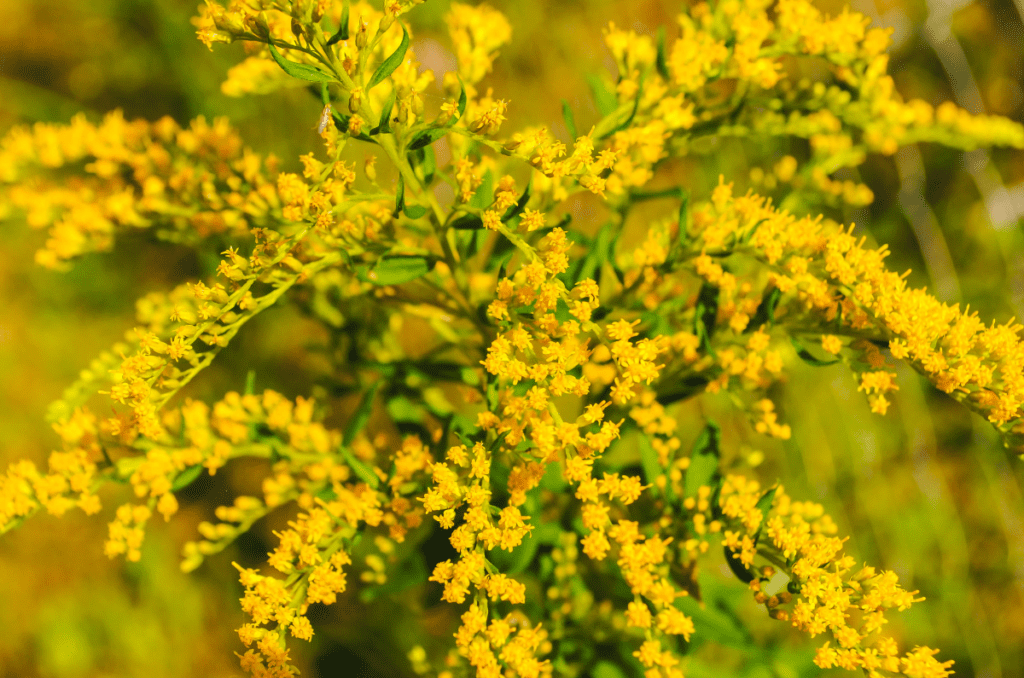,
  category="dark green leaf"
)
[374,89,395,134]
[451,77,467,125]
[724,544,755,583]
[752,487,777,546]
[677,189,690,243]
[451,213,484,230]
[403,204,428,219]
[367,25,408,90]
[629,186,685,201]
[748,286,781,330]
[393,174,404,218]
[561,99,578,140]
[326,0,350,45]
[656,26,669,80]
[421,145,436,185]
[171,464,203,492]
[694,283,719,351]
[268,43,334,83]
[790,337,840,366]
[407,127,449,151]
